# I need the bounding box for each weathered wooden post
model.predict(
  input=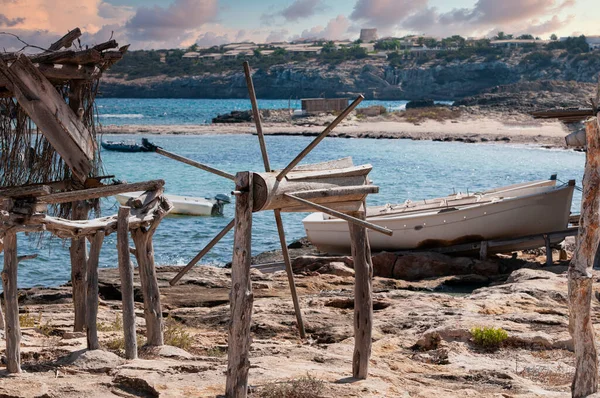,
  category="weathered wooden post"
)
[132,212,166,346]
[348,207,373,379]
[70,201,89,332]
[85,231,104,350]
[1,231,21,373]
[226,172,254,398]
[0,237,4,331]
[569,115,600,398]
[117,206,138,359]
